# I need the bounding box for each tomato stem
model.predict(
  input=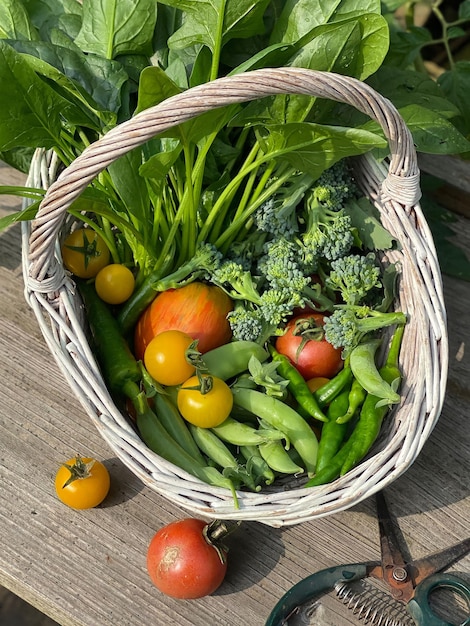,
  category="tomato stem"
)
[61,456,95,488]
[203,520,242,564]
